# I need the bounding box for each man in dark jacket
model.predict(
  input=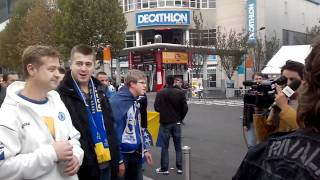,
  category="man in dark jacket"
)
[154,75,188,175]
[57,44,120,180]
[109,70,153,180]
